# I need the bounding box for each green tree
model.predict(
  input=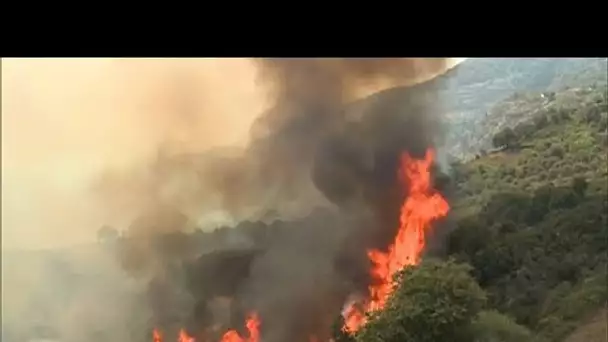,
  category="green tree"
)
[355,259,487,342]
